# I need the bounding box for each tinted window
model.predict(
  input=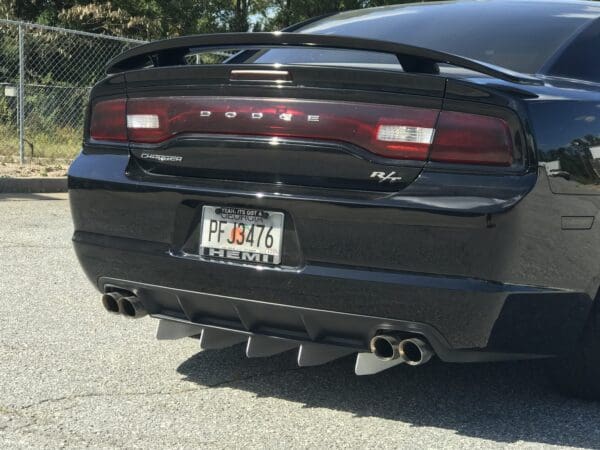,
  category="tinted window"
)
[254,48,398,65]
[548,20,600,83]
[275,1,600,74]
